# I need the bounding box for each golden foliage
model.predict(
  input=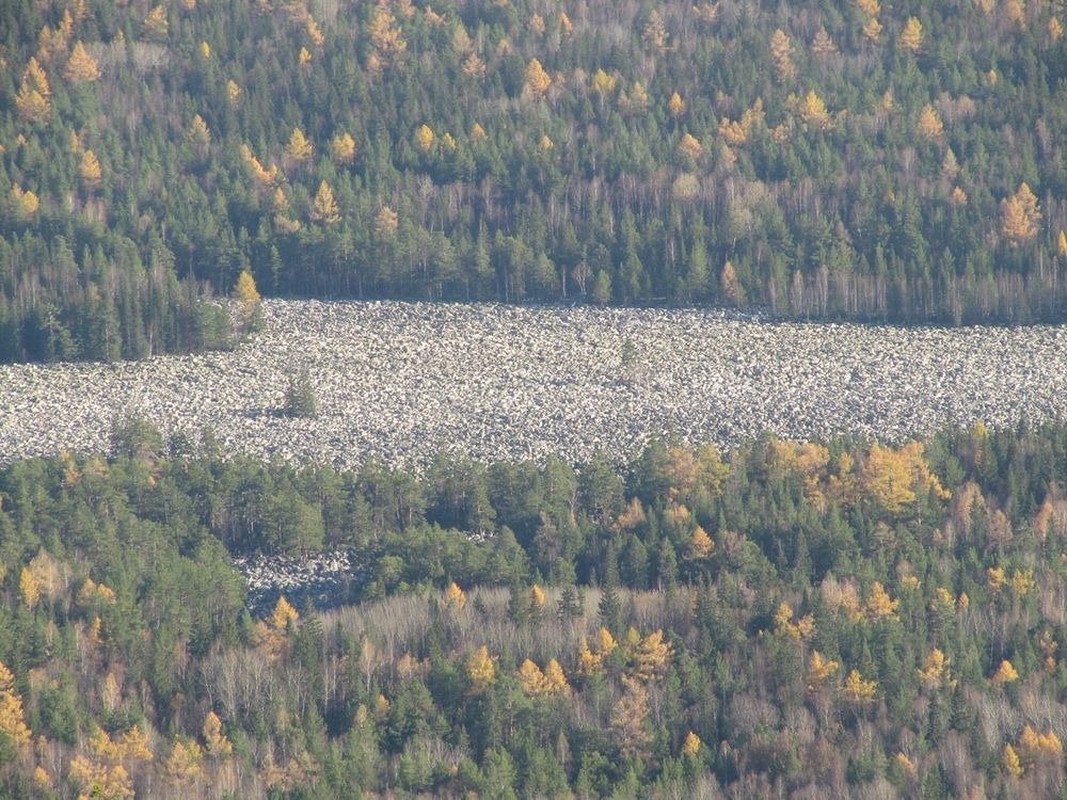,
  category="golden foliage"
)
[374,693,390,721]
[444,581,467,610]
[203,711,233,759]
[254,596,298,660]
[15,57,52,123]
[36,14,72,64]
[1005,0,1026,27]
[1017,725,1063,766]
[917,104,944,140]
[530,584,546,611]
[69,755,134,800]
[677,133,703,161]
[199,41,211,59]
[65,41,100,83]
[19,567,40,610]
[629,81,650,110]
[143,5,169,40]
[80,149,102,188]
[807,650,839,687]
[466,645,496,692]
[812,28,837,56]
[311,181,341,225]
[931,586,957,614]
[164,738,203,784]
[117,724,153,762]
[518,658,569,695]
[774,602,815,641]
[610,676,651,757]
[462,51,487,79]
[854,0,880,16]
[694,3,719,26]
[415,123,435,152]
[1002,743,1024,777]
[799,89,832,129]
[10,185,40,218]
[1010,568,1035,598]
[227,79,242,106]
[895,752,918,778]
[1001,182,1041,244]
[1051,18,1064,41]
[523,58,552,97]
[899,17,923,53]
[865,581,899,621]
[668,91,685,118]
[862,17,883,44]
[233,270,261,306]
[269,596,298,630]
[769,29,795,82]
[689,526,714,559]
[330,132,356,164]
[0,682,31,745]
[241,144,281,186]
[719,117,747,147]
[918,648,953,688]
[630,629,672,682]
[368,6,406,66]
[299,47,312,67]
[543,659,569,693]
[682,730,703,757]
[842,669,877,704]
[861,441,949,514]
[518,659,546,694]
[577,626,618,677]
[992,659,1019,685]
[577,639,602,677]
[592,68,618,96]
[950,186,969,206]
[375,206,399,238]
[1040,629,1057,673]
[33,766,52,790]
[307,16,324,47]
[286,127,314,163]
[188,114,211,145]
